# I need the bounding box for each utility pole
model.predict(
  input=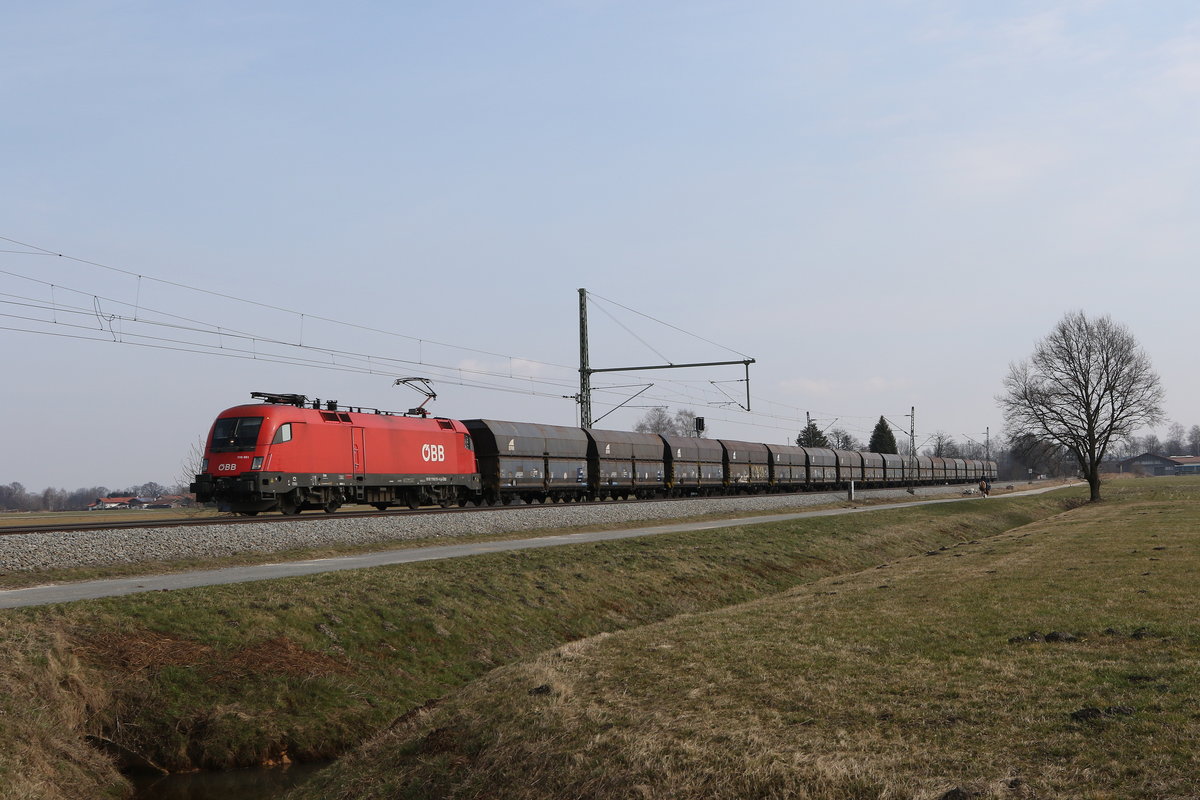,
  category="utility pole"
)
[577,288,754,429]
[908,406,916,494]
[579,288,591,427]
